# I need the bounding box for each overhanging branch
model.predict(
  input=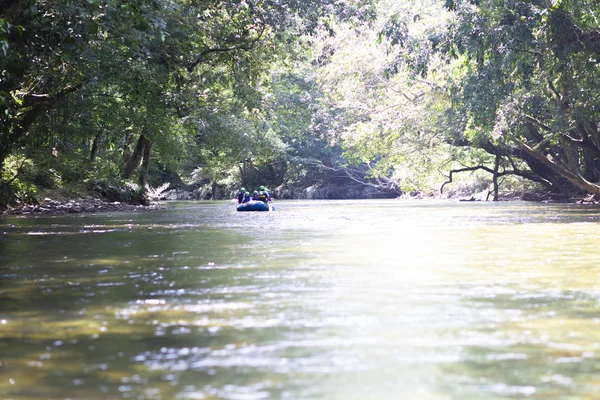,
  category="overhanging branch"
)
[187,25,267,72]
[440,165,497,193]
[22,79,88,107]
